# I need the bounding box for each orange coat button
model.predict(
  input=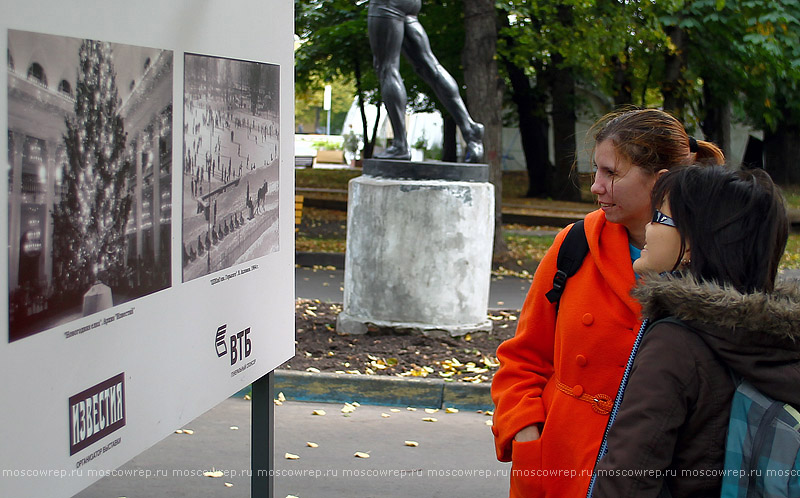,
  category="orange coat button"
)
[573,384,584,397]
[576,355,588,367]
[582,313,594,325]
